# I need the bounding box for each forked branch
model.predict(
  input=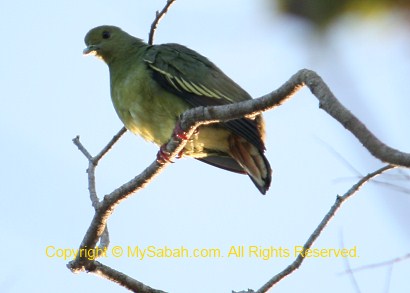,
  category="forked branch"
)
[68,67,405,292]
[148,0,177,45]
[68,1,409,292]
[255,165,395,293]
